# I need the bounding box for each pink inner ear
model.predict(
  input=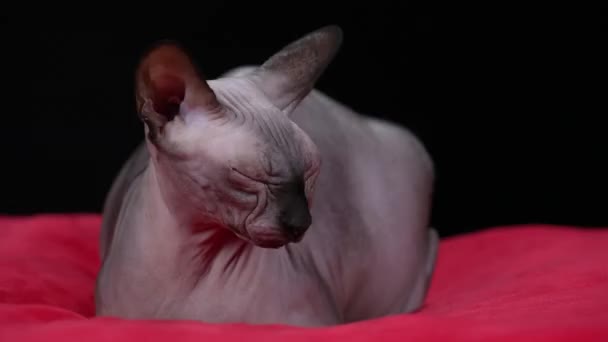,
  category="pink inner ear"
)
[150,73,186,120]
